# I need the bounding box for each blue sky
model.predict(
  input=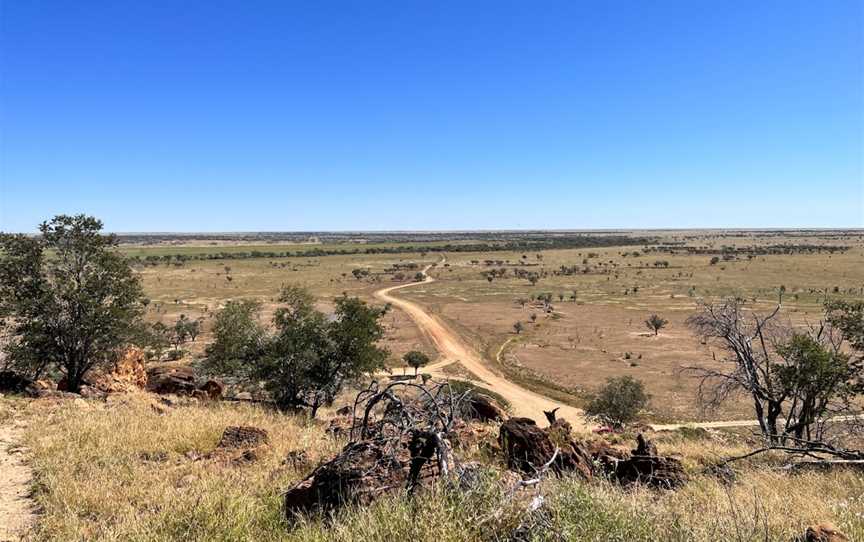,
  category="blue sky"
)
[1,1,862,232]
